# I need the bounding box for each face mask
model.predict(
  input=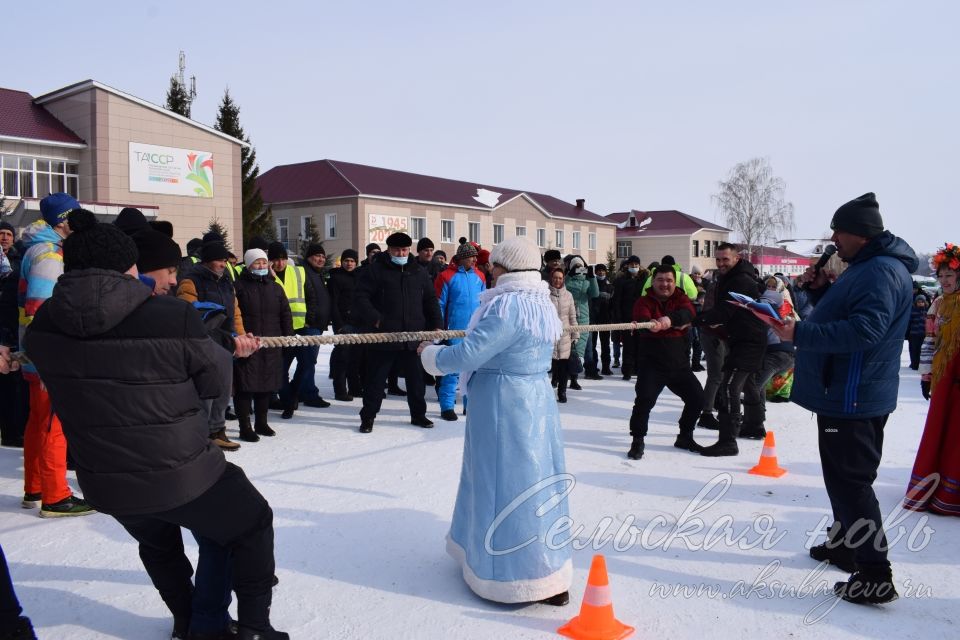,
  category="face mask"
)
[628,267,640,274]
[251,268,269,277]
[391,255,407,266]
[597,275,606,281]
